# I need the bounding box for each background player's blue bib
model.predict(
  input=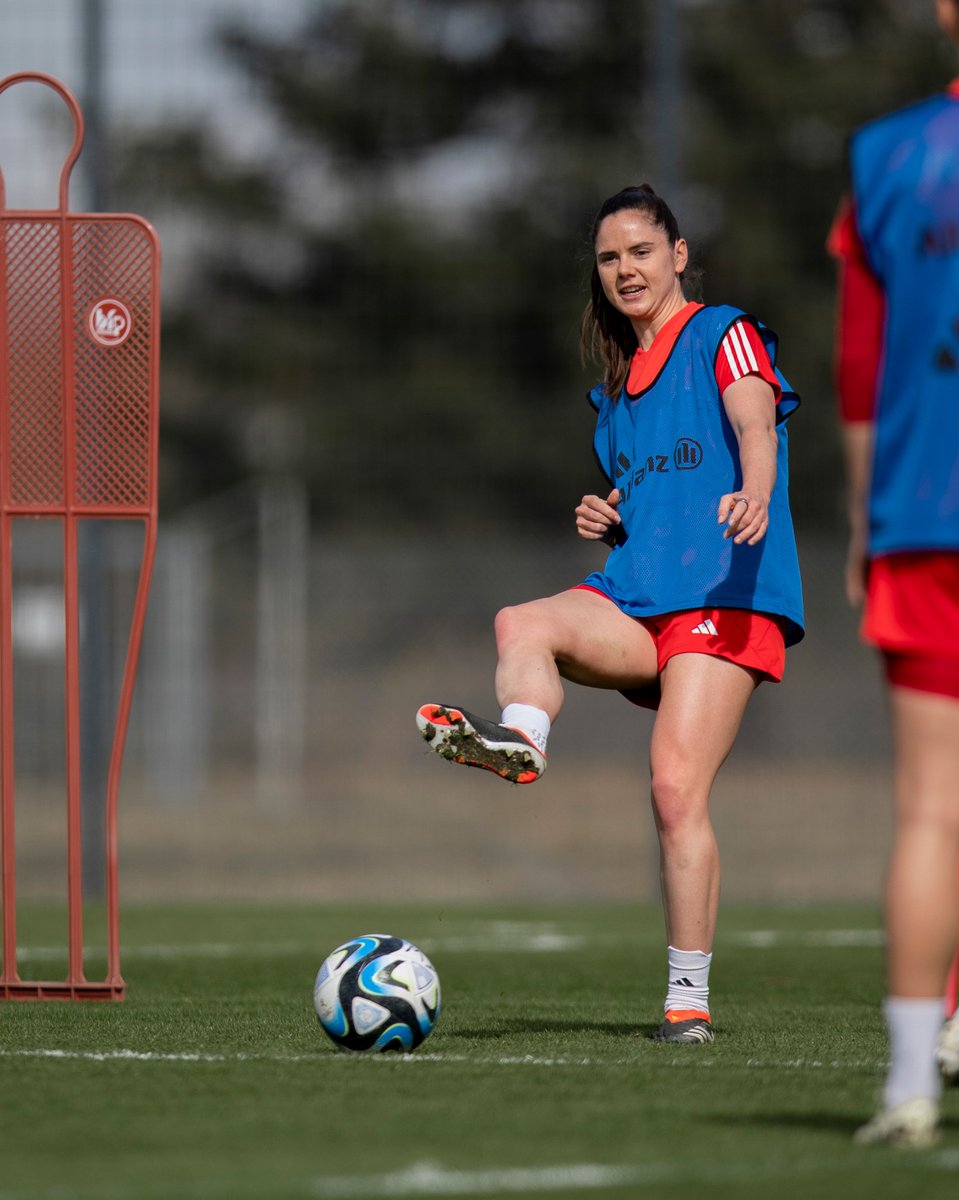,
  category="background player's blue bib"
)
[583,305,804,645]
[852,94,959,555]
